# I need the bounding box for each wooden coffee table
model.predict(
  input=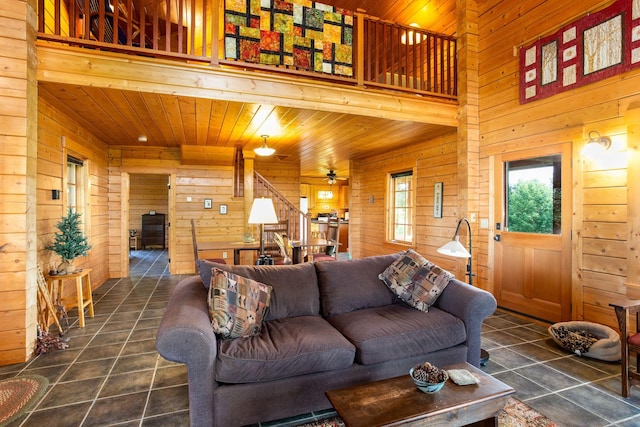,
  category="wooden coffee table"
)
[326,362,514,427]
